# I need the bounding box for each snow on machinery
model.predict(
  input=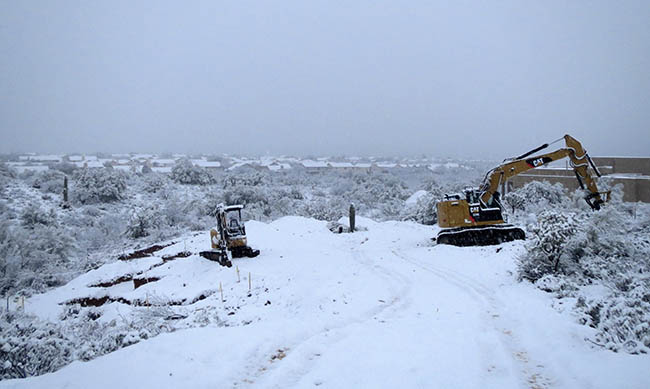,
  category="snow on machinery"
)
[435,134,611,246]
[199,204,260,267]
